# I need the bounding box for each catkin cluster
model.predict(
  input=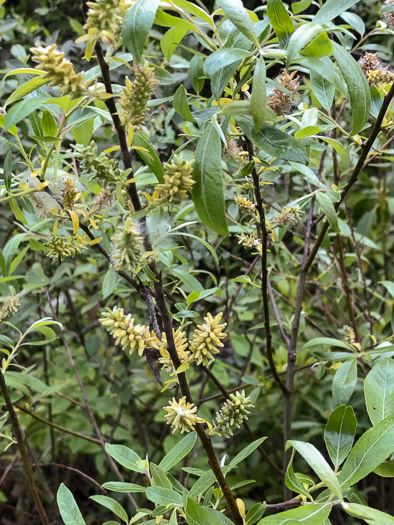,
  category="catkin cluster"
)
[119,64,157,130]
[210,391,254,438]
